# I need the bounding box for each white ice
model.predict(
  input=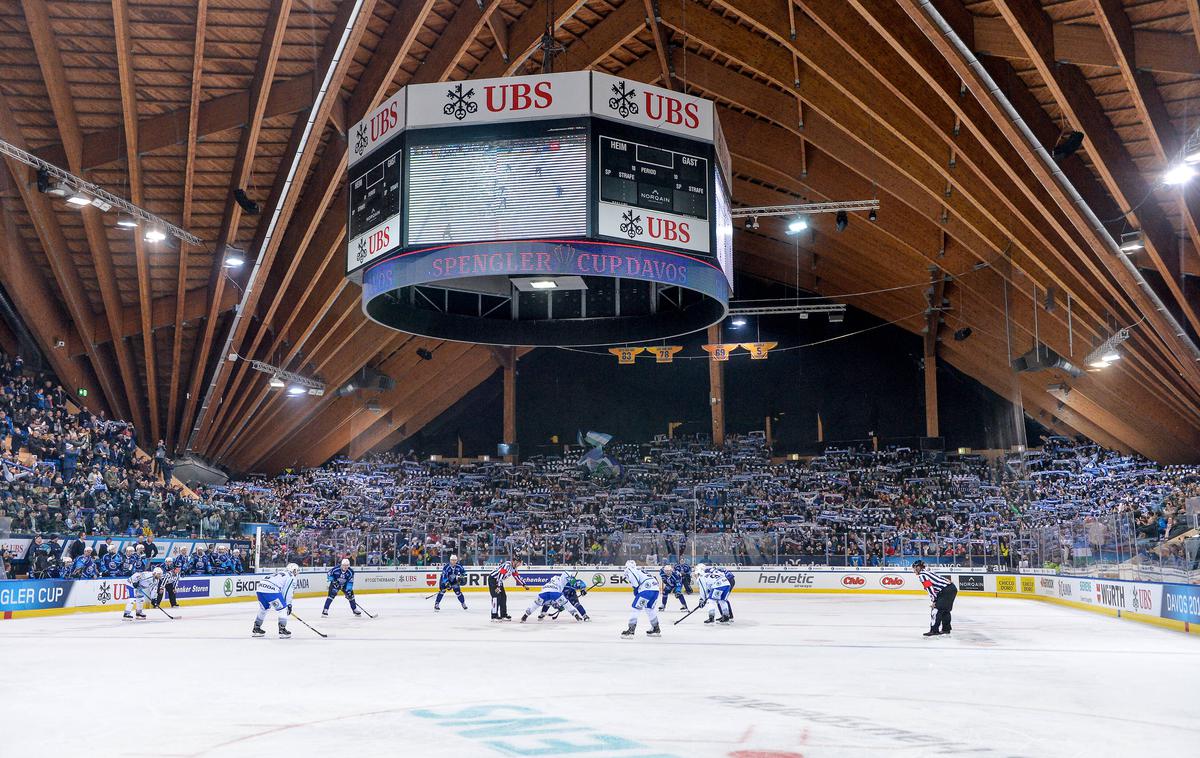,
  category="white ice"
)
[1,591,1196,758]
